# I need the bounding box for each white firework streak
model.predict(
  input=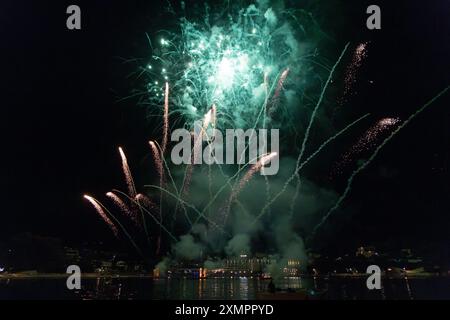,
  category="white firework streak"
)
[84,195,118,236]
